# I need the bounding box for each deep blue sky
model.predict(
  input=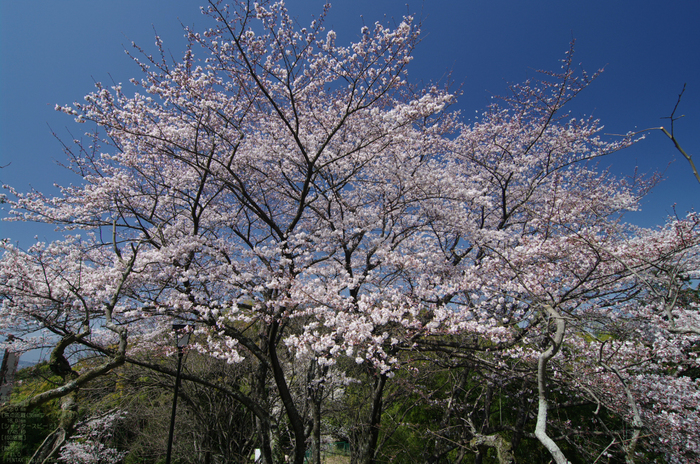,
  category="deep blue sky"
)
[1,0,699,245]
